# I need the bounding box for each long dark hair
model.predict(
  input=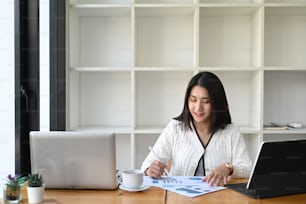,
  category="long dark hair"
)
[174,71,232,133]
